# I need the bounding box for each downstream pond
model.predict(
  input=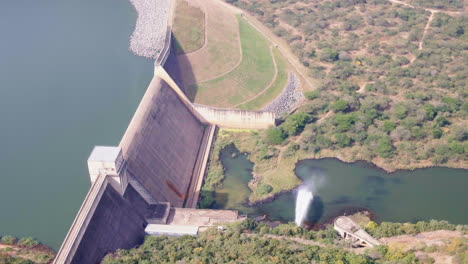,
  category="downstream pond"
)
[210,145,468,225]
[0,0,153,249]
